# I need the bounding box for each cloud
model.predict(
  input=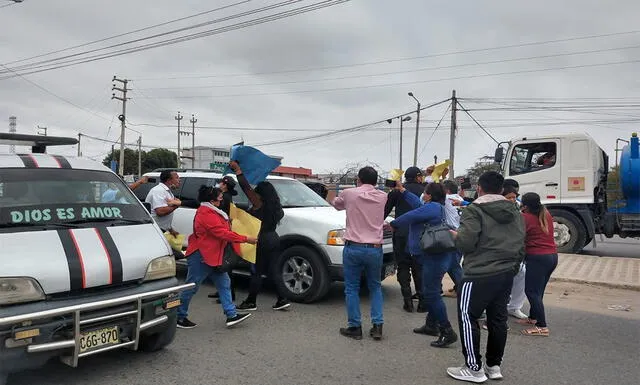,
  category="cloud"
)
[1,0,639,176]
